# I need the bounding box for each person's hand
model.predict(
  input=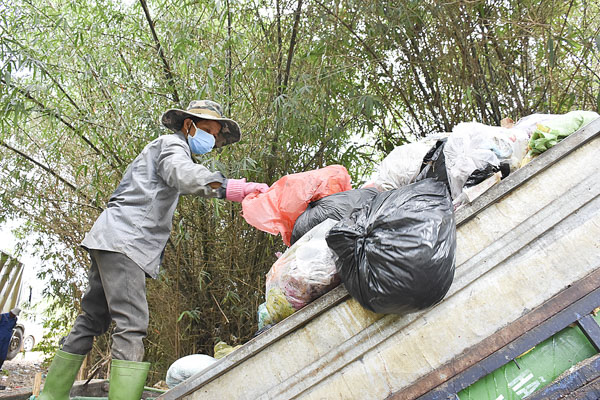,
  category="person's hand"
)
[242,182,269,195]
[226,178,269,202]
